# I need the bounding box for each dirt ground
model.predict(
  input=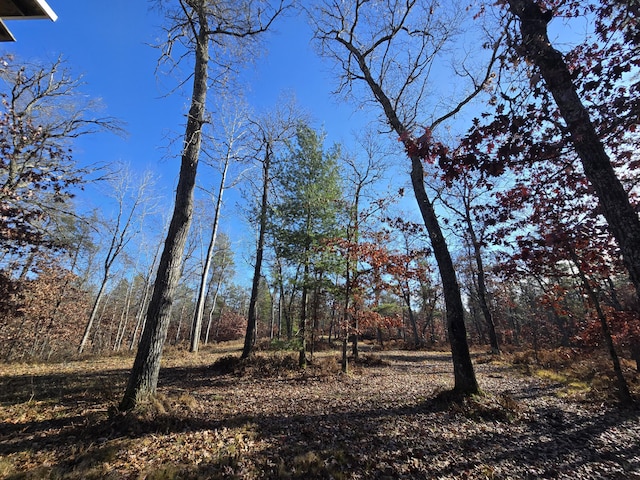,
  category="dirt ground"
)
[1,343,639,479]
